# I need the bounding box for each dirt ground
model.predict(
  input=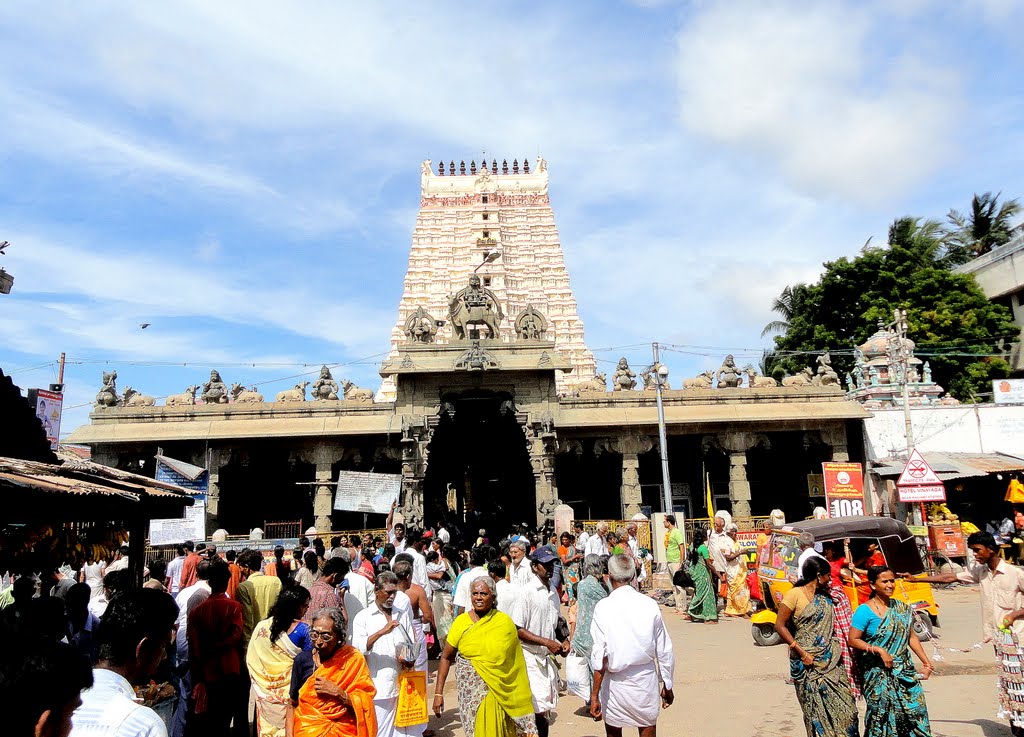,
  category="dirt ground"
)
[428,585,1014,737]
